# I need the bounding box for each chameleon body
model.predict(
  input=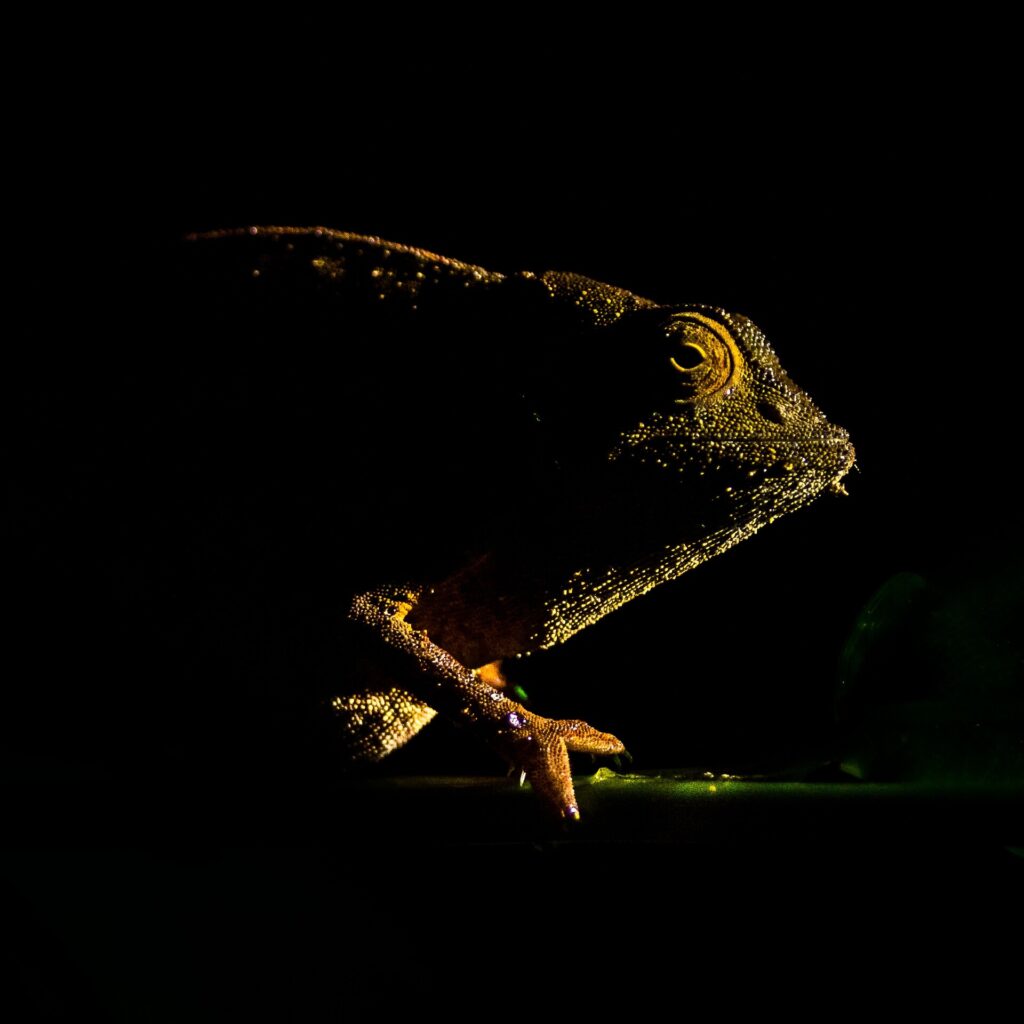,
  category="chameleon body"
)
[181,227,855,818]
